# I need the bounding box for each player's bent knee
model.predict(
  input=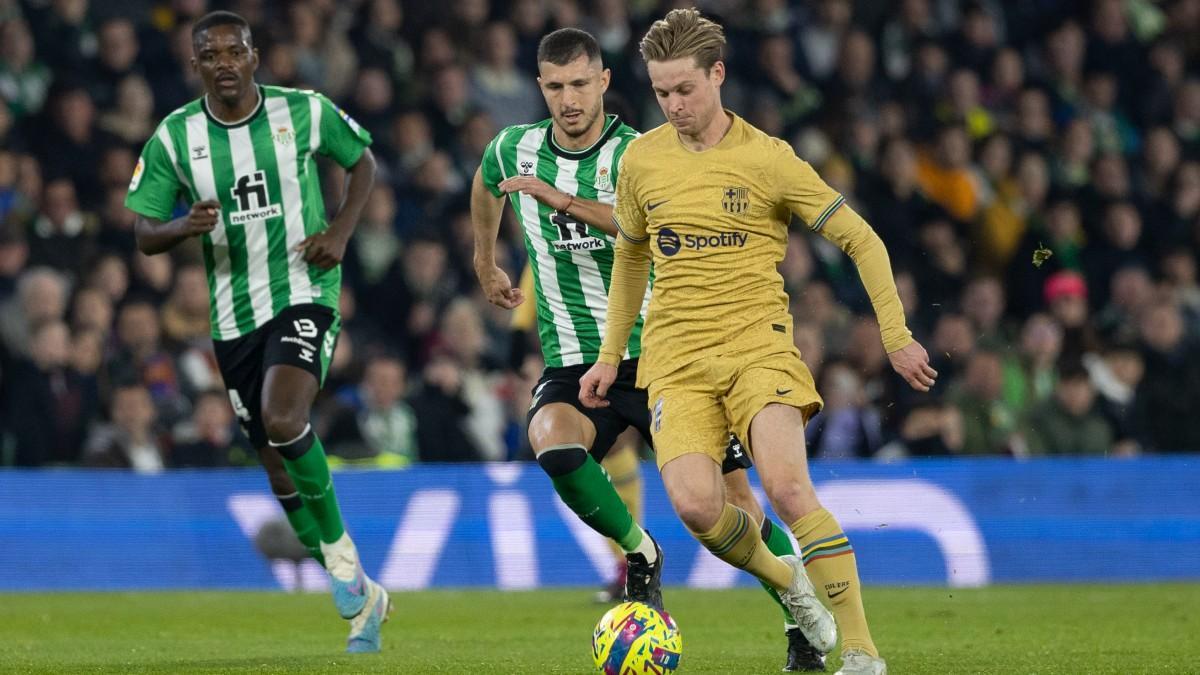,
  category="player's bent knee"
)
[262,407,311,451]
[528,403,593,452]
[762,478,820,523]
[673,496,724,533]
